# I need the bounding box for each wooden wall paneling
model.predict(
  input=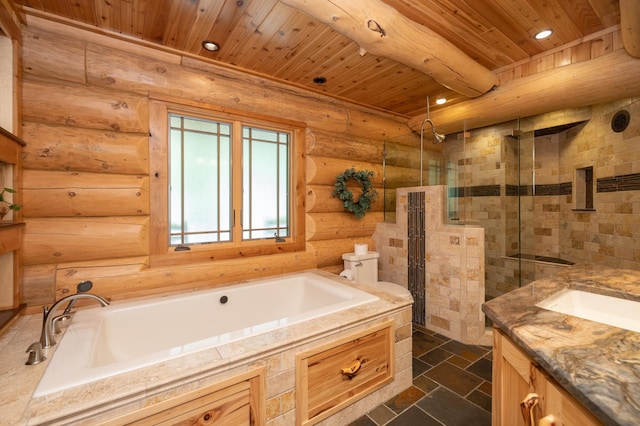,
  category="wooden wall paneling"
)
[340,107,409,139]
[22,217,149,265]
[22,26,86,84]
[306,212,383,241]
[22,170,149,217]
[612,29,624,51]
[25,15,183,65]
[307,156,384,186]
[590,32,614,57]
[308,238,376,269]
[17,18,414,303]
[570,41,593,63]
[84,43,353,134]
[54,255,149,300]
[21,263,56,306]
[306,129,384,163]
[21,123,149,174]
[22,77,149,133]
[54,250,317,302]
